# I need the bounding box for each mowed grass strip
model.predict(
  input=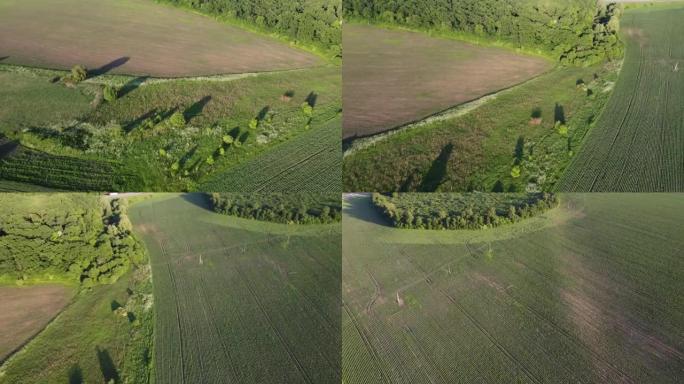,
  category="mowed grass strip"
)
[342,24,551,139]
[0,284,74,362]
[342,193,684,384]
[558,6,684,192]
[0,0,320,77]
[128,194,341,383]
